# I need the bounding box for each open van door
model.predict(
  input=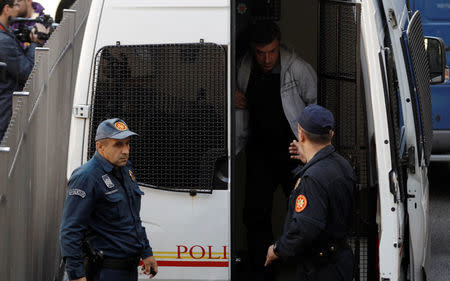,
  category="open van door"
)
[401,11,432,280]
[378,0,433,279]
